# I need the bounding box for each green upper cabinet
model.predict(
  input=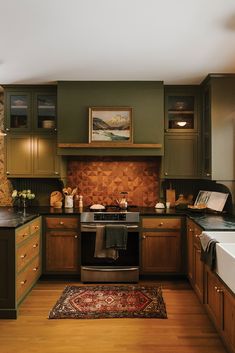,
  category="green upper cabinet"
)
[3,85,62,178]
[4,85,57,132]
[6,133,61,178]
[57,81,164,156]
[163,86,200,179]
[164,86,199,133]
[33,92,57,131]
[201,74,235,181]
[163,134,199,178]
